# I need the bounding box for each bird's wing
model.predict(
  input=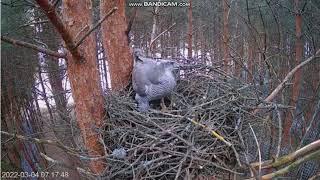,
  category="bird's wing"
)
[133,65,151,96]
[133,59,168,96]
[145,63,165,85]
